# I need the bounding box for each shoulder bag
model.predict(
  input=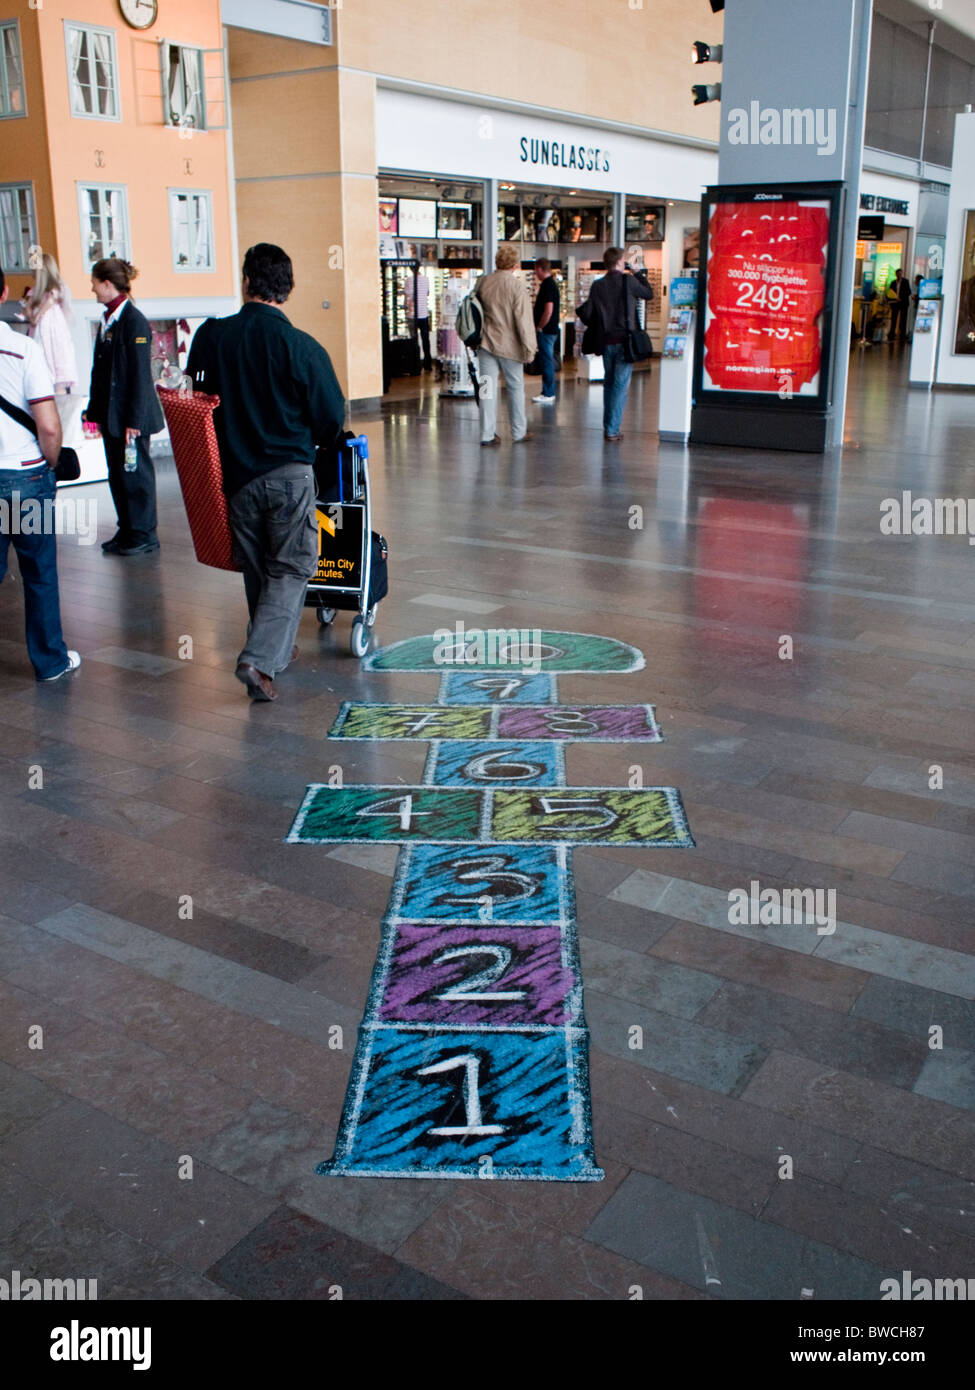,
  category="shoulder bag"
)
[623,275,654,364]
[0,390,80,481]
